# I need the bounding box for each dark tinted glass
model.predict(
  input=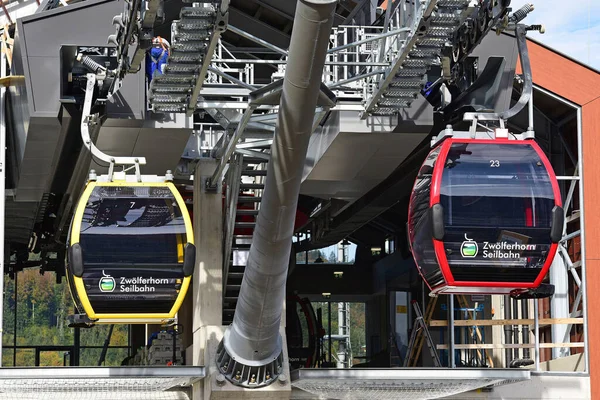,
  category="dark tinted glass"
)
[440,143,555,272]
[409,147,444,285]
[78,186,187,265]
